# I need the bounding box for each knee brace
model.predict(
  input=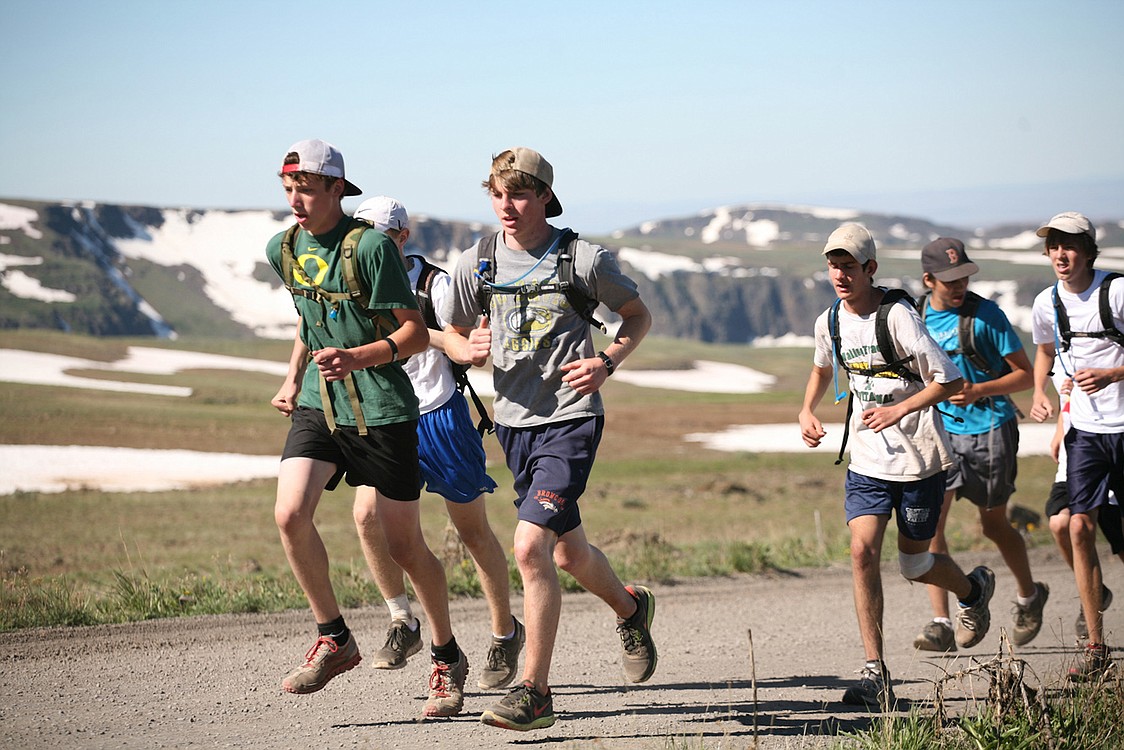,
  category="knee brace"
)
[899,551,935,580]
